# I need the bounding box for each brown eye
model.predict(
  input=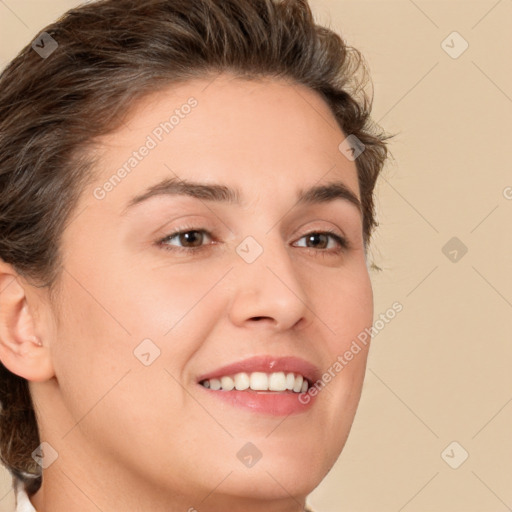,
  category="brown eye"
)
[157,227,348,256]
[177,230,205,247]
[294,230,348,253]
[159,228,214,252]
[304,233,329,249]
